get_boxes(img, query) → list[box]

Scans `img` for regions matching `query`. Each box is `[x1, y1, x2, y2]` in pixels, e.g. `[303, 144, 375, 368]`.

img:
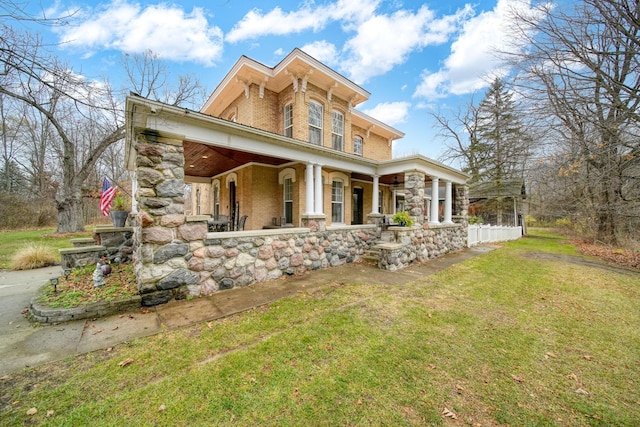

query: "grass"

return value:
[9, 243, 58, 270]
[0, 228, 92, 270]
[1, 231, 639, 425]
[36, 263, 138, 308]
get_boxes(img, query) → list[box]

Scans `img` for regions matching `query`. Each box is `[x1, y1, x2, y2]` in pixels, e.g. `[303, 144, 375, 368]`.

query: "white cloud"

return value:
[53, 0, 223, 66]
[414, 0, 534, 100]
[226, 0, 380, 43]
[342, 4, 472, 84]
[300, 41, 339, 67]
[362, 101, 411, 126]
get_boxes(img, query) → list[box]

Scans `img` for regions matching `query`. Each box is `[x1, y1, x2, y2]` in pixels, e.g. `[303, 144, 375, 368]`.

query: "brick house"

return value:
[124, 49, 470, 306]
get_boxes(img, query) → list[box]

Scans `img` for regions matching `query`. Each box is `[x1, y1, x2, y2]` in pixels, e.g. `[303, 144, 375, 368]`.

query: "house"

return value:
[124, 49, 470, 306]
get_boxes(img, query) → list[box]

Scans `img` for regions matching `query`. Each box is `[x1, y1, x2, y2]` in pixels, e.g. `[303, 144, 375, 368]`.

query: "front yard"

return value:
[1, 231, 639, 425]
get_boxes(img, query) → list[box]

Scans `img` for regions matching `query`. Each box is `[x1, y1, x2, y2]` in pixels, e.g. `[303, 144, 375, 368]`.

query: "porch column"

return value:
[305, 162, 314, 214]
[443, 181, 453, 224]
[314, 164, 323, 214]
[371, 175, 379, 214]
[430, 177, 440, 224]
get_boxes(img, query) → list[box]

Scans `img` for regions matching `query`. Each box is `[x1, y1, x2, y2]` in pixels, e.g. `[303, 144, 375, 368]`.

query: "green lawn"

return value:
[0, 228, 92, 269]
[1, 231, 639, 425]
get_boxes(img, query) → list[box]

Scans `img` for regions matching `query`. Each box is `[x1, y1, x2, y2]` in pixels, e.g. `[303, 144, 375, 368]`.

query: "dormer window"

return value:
[283, 103, 293, 138]
[308, 101, 323, 145]
[332, 111, 344, 151]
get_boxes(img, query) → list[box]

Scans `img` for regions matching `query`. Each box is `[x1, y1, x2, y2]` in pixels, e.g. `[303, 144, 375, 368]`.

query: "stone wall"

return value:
[377, 224, 466, 271]
[138, 223, 378, 306]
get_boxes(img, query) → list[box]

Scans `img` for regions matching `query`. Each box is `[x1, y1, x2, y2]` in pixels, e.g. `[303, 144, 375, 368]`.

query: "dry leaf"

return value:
[575, 388, 590, 396]
[158, 404, 166, 412]
[106, 347, 113, 352]
[545, 352, 557, 359]
[0, 375, 10, 381]
[428, 364, 436, 369]
[118, 358, 134, 367]
[112, 326, 119, 331]
[92, 330, 103, 335]
[455, 384, 465, 394]
[583, 355, 593, 361]
[511, 374, 524, 383]
[46, 410, 55, 417]
[442, 407, 457, 419]
[206, 321, 213, 329]
[26, 407, 37, 416]
[357, 399, 363, 405]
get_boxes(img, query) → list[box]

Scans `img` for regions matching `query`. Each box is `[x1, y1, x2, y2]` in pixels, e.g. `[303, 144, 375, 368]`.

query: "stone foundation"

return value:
[136, 224, 378, 306]
[377, 224, 466, 271]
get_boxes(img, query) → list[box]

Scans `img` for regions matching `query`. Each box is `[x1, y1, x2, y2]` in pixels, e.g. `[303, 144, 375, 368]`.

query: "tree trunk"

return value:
[56, 192, 84, 233]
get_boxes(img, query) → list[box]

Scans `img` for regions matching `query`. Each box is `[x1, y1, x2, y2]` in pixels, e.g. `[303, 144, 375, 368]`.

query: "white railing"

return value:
[467, 224, 522, 247]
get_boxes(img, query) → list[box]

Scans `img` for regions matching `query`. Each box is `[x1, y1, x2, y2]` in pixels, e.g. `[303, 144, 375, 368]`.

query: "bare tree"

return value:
[507, 0, 640, 244]
[1, 5, 206, 232]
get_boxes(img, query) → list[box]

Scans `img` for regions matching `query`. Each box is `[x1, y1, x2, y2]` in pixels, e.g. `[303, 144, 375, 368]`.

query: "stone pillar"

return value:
[430, 177, 440, 225]
[404, 171, 426, 226]
[455, 184, 469, 223]
[314, 164, 323, 214]
[305, 162, 314, 214]
[371, 175, 379, 214]
[443, 181, 453, 224]
[133, 132, 204, 306]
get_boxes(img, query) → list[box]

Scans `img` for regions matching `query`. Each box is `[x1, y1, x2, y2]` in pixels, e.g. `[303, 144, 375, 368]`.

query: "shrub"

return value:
[10, 243, 57, 270]
[391, 211, 414, 227]
[468, 215, 484, 225]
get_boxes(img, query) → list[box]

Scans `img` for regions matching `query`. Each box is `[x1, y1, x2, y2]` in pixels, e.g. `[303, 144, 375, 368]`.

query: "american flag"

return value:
[99, 178, 117, 216]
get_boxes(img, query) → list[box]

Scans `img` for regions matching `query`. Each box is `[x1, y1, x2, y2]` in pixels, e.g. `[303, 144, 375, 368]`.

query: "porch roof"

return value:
[125, 96, 468, 185]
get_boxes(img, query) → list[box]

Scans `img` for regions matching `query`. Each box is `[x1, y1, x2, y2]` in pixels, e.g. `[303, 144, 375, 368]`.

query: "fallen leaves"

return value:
[511, 374, 525, 383]
[442, 407, 457, 419]
[26, 407, 37, 416]
[118, 358, 134, 367]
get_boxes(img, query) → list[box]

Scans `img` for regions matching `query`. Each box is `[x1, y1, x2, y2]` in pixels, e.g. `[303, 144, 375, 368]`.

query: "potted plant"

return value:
[391, 211, 414, 227]
[110, 192, 130, 227]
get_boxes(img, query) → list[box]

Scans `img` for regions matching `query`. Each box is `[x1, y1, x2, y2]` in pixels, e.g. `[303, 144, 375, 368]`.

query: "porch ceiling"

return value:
[183, 140, 290, 178]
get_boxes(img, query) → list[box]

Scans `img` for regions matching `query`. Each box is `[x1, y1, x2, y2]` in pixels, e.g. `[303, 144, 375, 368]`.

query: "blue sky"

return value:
[24, 0, 535, 162]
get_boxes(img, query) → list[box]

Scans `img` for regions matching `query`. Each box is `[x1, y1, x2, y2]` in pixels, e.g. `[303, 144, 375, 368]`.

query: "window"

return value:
[308, 101, 323, 145]
[283, 103, 293, 138]
[331, 181, 344, 223]
[213, 184, 220, 217]
[354, 135, 363, 156]
[331, 111, 344, 151]
[283, 178, 293, 224]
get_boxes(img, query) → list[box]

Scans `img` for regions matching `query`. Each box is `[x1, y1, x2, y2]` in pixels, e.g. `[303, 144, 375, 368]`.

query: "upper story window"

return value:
[283, 103, 293, 138]
[354, 135, 363, 156]
[332, 111, 344, 151]
[308, 101, 323, 145]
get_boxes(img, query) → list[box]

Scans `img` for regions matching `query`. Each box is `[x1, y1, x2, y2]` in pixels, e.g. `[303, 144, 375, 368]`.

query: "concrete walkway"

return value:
[0, 245, 495, 376]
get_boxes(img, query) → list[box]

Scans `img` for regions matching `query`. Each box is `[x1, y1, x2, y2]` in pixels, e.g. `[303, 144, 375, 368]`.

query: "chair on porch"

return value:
[208, 214, 229, 232]
[237, 215, 248, 231]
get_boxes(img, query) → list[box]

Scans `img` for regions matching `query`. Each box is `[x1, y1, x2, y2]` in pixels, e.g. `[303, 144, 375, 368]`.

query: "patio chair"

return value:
[237, 215, 248, 231]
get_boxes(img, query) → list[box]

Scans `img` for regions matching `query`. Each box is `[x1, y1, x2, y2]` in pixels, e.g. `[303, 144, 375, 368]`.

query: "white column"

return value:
[430, 177, 440, 224]
[371, 175, 379, 214]
[305, 162, 314, 214]
[314, 164, 323, 214]
[443, 181, 453, 224]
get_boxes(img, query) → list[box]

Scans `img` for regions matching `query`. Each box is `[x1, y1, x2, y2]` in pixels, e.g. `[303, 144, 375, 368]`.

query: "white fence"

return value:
[467, 224, 522, 247]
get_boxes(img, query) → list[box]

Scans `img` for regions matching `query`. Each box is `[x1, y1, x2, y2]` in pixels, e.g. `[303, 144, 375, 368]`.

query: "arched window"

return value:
[331, 110, 344, 151]
[308, 100, 323, 145]
[283, 103, 293, 138]
[354, 135, 363, 156]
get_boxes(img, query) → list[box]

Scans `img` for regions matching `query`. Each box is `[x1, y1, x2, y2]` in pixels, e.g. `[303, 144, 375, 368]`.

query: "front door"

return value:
[352, 187, 363, 225]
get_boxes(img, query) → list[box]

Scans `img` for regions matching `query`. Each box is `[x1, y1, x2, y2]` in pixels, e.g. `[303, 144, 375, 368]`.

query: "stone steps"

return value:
[70, 237, 97, 248]
[362, 247, 381, 264]
[59, 245, 107, 269]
